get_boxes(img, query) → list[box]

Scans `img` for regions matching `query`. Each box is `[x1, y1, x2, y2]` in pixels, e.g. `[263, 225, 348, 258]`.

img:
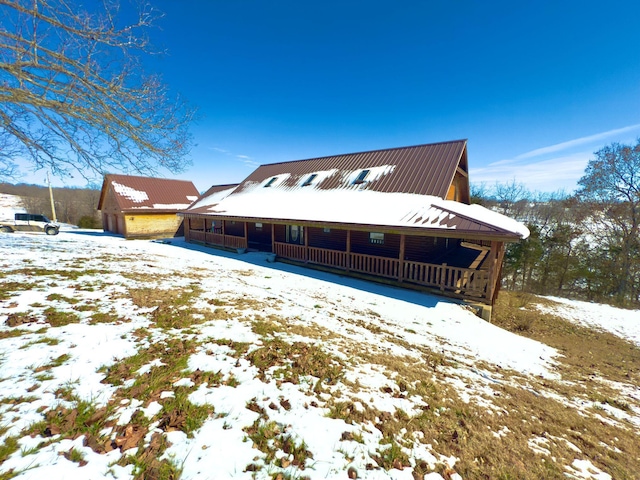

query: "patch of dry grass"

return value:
[493, 291, 640, 386]
[247, 338, 344, 386]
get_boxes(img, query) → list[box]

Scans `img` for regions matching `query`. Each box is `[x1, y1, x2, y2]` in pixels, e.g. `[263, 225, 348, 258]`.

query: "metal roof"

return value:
[233, 139, 468, 197]
[181, 140, 529, 240]
[183, 188, 529, 240]
[98, 174, 200, 213]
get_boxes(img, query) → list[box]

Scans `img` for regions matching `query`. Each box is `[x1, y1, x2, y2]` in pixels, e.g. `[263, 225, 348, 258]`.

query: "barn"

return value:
[180, 140, 529, 316]
[98, 174, 199, 239]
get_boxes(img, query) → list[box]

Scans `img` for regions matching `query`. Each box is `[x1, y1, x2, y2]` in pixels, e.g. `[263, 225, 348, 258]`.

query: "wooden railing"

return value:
[403, 261, 442, 287]
[224, 235, 247, 249]
[206, 232, 225, 245]
[189, 234, 490, 300]
[190, 230, 206, 242]
[274, 242, 307, 261]
[402, 261, 489, 298]
[350, 252, 400, 279]
[274, 243, 489, 298]
[308, 247, 349, 269]
[188, 230, 247, 250]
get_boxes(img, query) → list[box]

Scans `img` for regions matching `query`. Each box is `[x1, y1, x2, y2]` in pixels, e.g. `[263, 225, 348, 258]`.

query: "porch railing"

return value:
[308, 246, 349, 269]
[190, 230, 205, 242]
[274, 242, 489, 299]
[403, 261, 488, 297]
[188, 231, 489, 300]
[350, 252, 400, 278]
[189, 231, 247, 250]
[274, 243, 307, 261]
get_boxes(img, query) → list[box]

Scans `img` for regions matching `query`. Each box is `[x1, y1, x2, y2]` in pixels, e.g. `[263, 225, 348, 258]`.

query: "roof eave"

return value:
[181, 212, 523, 242]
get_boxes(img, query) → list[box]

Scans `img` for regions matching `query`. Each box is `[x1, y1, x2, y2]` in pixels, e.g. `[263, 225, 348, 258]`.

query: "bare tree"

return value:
[0, 0, 195, 181]
[493, 179, 530, 217]
[577, 140, 640, 305]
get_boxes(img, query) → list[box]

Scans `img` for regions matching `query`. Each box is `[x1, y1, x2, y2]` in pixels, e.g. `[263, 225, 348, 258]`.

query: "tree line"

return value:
[0, 182, 101, 228]
[475, 140, 640, 308]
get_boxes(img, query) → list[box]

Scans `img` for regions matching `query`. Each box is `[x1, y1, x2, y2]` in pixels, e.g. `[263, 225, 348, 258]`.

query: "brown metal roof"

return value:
[98, 174, 200, 212]
[233, 139, 467, 197]
[197, 184, 239, 201]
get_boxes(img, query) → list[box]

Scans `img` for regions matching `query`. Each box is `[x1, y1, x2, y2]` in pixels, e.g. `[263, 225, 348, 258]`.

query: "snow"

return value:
[0, 206, 636, 479]
[0, 193, 26, 220]
[187, 185, 238, 210]
[189, 187, 530, 239]
[536, 296, 640, 347]
[112, 181, 149, 203]
[151, 203, 193, 210]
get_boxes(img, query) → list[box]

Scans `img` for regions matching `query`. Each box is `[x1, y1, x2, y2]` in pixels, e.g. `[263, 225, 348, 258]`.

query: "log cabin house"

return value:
[98, 174, 200, 239]
[181, 140, 529, 317]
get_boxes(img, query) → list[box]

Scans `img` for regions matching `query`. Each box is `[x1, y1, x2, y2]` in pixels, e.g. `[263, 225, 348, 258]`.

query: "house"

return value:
[180, 140, 529, 317]
[98, 174, 200, 239]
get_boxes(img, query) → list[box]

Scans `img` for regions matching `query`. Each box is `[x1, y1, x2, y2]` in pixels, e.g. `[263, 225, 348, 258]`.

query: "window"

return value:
[255, 222, 263, 230]
[286, 225, 304, 245]
[369, 232, 384, 244]
[210, 221, 222, 234]
[323, 227, 331, 233]
[302, 174, 317, 187]
[353, 169, 370, 185]
[264, 177, 277, 188]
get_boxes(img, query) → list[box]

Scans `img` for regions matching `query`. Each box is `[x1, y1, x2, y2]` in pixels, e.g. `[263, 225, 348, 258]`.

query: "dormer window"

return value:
[264, 177, 277, 188]
[353, 169, 370, 185]
[302, 174, 317, 187]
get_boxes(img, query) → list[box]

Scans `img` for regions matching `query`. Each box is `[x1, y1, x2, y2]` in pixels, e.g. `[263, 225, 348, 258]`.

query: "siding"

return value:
[350, 231, 400, 259]
[404, 236, 457, 263]
[123, 213, 183, 238]
[224, 220, 245, 237]
[308, 227, 347, 251]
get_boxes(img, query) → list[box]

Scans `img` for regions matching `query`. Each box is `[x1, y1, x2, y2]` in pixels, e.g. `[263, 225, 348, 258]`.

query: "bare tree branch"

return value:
[0, 0, 195, 181]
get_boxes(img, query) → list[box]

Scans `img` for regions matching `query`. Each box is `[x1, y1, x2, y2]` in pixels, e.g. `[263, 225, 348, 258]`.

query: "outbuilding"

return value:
[98, 174, 199, 239]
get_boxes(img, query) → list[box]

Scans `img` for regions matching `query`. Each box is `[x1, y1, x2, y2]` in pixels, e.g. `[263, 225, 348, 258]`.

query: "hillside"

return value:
[0, 228, 639, 479]
[0, 193, 26, 220]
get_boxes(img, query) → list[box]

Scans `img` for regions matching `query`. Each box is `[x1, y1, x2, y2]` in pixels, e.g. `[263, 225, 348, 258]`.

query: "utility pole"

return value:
[47, 172, 57, 222]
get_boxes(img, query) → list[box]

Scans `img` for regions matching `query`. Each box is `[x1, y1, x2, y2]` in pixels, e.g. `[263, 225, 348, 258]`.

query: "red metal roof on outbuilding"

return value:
[98, 174, 200, 213]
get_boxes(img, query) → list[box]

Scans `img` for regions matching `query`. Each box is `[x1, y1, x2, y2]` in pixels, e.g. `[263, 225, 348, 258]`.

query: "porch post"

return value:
[271, 223, 275, 253]
[346, 229, 351, 272]
[244, 222, 248, 248]
[487, 241, 500, 302]
[398, 234, 406, 281]
[492, 242, 506, 304]
[304, 226, 309, 261]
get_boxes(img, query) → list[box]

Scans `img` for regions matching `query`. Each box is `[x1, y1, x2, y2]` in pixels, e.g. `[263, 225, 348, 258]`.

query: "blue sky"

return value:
[33, 1, 640, 193]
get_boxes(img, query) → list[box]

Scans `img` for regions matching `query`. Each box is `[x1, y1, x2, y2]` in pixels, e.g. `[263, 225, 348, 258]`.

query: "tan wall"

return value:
[123, 213, 184, 238]
[100, 187, 120, 215]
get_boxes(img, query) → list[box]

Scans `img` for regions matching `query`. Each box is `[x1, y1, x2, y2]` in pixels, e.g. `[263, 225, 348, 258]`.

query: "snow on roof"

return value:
[237, 140, 467, 198]
[99, 174, 201, 212]
[112, 181, 149, 203]
[188, 185, 530, 239]
[187, 185, 239, 210]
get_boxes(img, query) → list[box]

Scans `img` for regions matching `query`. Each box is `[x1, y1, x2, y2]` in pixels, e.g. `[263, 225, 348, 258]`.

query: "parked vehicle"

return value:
[0, 213, 60, 235]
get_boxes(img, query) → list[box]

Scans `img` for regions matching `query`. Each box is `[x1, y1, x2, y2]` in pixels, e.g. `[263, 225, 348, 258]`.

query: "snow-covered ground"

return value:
[0, 194, 638, 479]
[537, 296, 640, 347]
[0, 193, 26, 220]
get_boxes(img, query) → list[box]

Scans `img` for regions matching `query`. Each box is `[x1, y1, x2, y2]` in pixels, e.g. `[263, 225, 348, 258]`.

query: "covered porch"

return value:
[183, 215, 506, 305]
